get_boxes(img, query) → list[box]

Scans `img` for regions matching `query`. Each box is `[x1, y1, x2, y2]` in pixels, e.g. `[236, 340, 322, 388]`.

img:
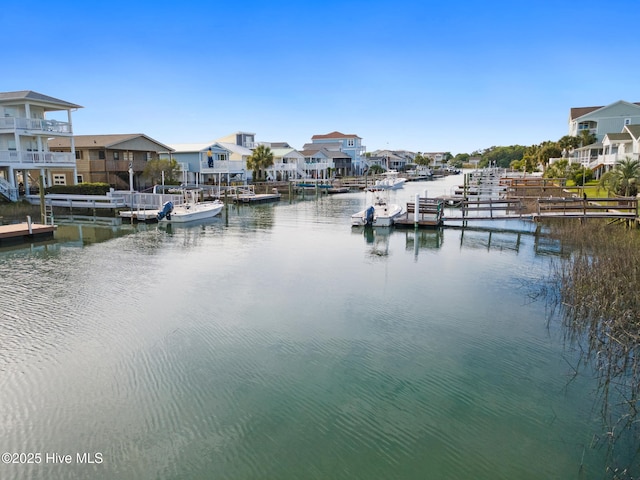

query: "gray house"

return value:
[569, 100, 640, 142]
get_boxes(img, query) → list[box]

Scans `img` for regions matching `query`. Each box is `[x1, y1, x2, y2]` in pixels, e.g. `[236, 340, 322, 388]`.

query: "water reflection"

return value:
[403, 228, 444, 259]
[0, 181, 628, 479]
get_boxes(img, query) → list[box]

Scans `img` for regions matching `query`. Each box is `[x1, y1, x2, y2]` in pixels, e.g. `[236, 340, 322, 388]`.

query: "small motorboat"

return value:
[370, 171, 407, 190]
[351, 192, 403, 227]
[157, 190, 224, 223]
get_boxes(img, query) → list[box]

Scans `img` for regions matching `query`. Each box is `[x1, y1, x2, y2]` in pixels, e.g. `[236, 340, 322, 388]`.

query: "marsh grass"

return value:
[546, 220, 640, 477]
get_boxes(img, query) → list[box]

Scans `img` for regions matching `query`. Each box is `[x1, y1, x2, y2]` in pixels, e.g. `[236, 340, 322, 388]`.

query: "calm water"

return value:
[0, 175, 627, 479]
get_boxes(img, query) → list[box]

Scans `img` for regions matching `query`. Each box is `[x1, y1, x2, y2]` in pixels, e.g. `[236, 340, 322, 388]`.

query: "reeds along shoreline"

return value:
[546, 220, 640, 476]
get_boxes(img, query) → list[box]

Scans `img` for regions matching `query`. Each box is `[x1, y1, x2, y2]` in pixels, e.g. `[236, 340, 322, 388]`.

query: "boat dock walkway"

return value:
[396, 195, 639, 228]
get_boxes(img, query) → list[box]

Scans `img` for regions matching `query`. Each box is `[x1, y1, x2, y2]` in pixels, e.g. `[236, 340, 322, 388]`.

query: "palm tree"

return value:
[599, 157, 640, 197]
[246, 144, 274, 181]
[578, 130, 597, 147]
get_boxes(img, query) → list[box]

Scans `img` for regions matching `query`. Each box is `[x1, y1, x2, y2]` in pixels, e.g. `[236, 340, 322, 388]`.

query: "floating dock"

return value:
[0, 222, 56, 244]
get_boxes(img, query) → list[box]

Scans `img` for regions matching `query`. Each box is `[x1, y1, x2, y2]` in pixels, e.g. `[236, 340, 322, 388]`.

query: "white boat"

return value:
[351, 192, 403, 227]
[370, 171, 407, 190]
[157, 190, 224, 223]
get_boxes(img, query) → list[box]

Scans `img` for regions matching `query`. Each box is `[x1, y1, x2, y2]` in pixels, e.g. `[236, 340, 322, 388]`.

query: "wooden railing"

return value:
[536, 197, 638, 219]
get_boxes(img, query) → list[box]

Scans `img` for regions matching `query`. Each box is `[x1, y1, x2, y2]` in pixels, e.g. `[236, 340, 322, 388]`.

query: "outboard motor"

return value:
[364, 205, 375, 226]
[157, 201, 174, 221]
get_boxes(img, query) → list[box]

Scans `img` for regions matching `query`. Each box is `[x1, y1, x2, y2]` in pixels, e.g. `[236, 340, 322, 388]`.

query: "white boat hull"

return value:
[351, 203, 403, 227]
[159, 201, 224, 223]
[373, 178, 406, 190]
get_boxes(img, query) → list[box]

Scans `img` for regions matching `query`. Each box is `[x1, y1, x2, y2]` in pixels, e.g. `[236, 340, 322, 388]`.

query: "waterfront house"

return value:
[49, 134, 173, 191]
[625, 124, 640, 159]
[301, 143, 353, 177]
[309, 131, 367, 176]
[422, 152, 449, 169]
[0, 90, 81, 201]
[583, 124, 640, 178]
[262, 144, 306, 181]
[299, 147, 336, 179]
[162, 141, 249, 185]
[367, 150, 409, 171]
[569, 100, 640, 142]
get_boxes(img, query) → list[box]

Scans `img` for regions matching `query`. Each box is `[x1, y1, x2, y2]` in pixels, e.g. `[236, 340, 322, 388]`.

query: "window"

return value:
[347, 138, 355, 147]
[75, 150, 83, 160]
[124, 152, 133, 163]
[146, 152, 152, 161]
[53, 174, 66, 185]
[625, 118, 631, 125]
[218, 154, 227, 161]
[77, 175, 84, 183]
[113, 151, 119, 160]
[99, 150, 106, 159]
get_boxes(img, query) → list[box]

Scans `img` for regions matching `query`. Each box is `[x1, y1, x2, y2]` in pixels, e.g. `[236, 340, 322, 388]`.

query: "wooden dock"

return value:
[0, 222, 56, 244]
[394, 198, 444, 228]
[534, 197, 638, 221]
[396, 194, 639, 227]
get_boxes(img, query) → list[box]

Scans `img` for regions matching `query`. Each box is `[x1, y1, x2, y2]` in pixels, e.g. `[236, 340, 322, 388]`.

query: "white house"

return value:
[589, 124, 640, 175]
[0, 90, 81, 201]
[299, 147, 335, 179]
[264, 146, 306, 181]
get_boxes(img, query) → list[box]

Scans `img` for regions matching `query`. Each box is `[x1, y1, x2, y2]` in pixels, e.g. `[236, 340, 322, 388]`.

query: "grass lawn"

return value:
[563, 180, 607, 198]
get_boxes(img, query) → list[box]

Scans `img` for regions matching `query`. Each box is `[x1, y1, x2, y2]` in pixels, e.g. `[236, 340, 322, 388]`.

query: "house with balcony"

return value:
[49, 134, 173, 191]
[299, 147, 337, 179]
[309, 131, 367, 175]
[569, 100, 640, 142]
[586, 124, 640, 178]
[161, 141, 250, 185]
[0, 90, 81, 201]
[261, 143, 306, 181]
[367, 150, 409, 171]
[301, 143, 353, 177]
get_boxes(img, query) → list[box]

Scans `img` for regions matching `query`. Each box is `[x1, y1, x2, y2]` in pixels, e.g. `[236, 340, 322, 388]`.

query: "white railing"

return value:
[110, 191, 184, 208]
[200, 159, 246, 174]
[0, 117, 72, 133]
[0, 177, 19, 201]
[596, 153, 640, 166]
[0, 150, 75, 164]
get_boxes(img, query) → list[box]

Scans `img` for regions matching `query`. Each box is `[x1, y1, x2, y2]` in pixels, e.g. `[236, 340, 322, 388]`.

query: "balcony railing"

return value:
[303, 161, 333, 171]
[200, 160, 246, 173]
[590, 152, 639, 169]
[0, 117, 72, 134]
[0, 150, 76, 164]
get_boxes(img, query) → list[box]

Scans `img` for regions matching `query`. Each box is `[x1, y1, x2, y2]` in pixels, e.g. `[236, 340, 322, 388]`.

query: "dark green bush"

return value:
[45, 183, 111, 195]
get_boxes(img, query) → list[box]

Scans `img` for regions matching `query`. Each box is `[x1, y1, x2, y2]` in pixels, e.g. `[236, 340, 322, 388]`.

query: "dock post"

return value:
[27, 215, 32, 234]
[39, 175, 45, 223]
[414, 193, 420, 227]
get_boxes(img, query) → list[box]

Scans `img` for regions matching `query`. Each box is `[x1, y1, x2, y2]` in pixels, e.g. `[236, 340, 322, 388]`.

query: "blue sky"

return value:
[3, 0, 640, 154]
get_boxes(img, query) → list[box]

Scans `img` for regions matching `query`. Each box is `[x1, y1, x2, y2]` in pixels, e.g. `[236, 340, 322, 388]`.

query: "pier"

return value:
[0, 220, 55, 245]
[395, 184, 638, 228]
[394, 198, 444, 228]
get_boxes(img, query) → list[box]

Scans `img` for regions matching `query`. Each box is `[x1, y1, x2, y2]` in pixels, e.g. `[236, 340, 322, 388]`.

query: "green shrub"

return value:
[45, 183, 111, 195]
